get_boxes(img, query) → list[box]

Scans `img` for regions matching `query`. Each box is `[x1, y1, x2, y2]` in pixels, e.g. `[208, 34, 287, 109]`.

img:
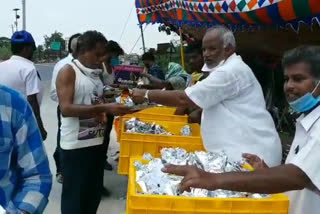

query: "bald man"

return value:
[132, 25, 282, 167]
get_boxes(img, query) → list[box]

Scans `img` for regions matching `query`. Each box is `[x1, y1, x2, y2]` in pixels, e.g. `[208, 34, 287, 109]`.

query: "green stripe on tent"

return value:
[141, 0, 145, 8]
[146, 13, 152, 22]
[247, 10, 262, 24]
[182, 10, 188, 21]
[197, 12, 208, 22]
[219, 13, 233, 24]
[292, 0, 312, 18]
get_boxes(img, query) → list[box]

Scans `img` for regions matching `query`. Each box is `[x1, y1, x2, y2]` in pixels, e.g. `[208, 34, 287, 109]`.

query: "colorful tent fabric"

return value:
[136, 0, 320, 30]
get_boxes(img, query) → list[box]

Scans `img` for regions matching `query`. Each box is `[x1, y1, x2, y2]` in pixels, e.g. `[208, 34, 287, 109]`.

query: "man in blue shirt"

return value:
[0, 84, 52, 214]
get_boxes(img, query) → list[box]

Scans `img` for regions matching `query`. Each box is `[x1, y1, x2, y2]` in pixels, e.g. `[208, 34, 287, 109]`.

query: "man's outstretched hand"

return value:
[162, 165, 216, 193]
[131, 89, 147, 104]
[242, 153, 269, 170]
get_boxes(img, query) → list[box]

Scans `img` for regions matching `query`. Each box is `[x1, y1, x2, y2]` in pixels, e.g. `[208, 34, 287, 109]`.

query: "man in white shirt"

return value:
[163, 45, 320, 214]
[50, 33, 81, 184]
[50, 33, 81, 102]
[0, 31, 47, 140]
[132, 26, 282, 166]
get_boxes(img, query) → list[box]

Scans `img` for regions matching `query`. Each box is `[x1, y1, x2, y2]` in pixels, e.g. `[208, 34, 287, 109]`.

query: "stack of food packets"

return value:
[125, 118, 193, 136]
[125, 118, 173, 135]
[134, 148, 269, 199]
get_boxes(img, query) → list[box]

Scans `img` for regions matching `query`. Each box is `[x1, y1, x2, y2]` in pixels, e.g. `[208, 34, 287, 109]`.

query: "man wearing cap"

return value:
[0, 30, 47, 140]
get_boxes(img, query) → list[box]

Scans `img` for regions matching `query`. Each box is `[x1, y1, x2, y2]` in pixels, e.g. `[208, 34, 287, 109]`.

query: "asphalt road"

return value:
[36, 63, 55, 81]
[37, 63, 127, 214]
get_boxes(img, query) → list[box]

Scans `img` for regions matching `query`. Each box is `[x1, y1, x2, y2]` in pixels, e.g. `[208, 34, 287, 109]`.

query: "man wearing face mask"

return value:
[56, 31, 135, 214]
[132, 25, 282, 167]
[100, 41, 124, 196]
[163, 45, 320, 214]
[0, 31, 47, 140]
[101, 40, 124, 87]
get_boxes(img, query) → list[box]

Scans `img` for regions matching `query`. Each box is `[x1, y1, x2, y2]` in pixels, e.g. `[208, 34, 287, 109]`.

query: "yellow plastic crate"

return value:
[126, 158, 289, 214]
[117, 114, 188, 142]
[139, 107, 177, 114]
[126, 107, 186, 119]
[118, 119, 204, 175]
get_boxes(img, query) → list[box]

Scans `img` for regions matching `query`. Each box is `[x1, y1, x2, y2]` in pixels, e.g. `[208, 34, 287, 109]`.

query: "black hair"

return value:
[68, 33, 81, 53]
[185, 41, 202, 55]
[106, 40, 124, 56]
[76, 31, 108, 55]
[141, 52, 155, 61]
[282, 45, 320, 79]
[11, 42, 35, 55]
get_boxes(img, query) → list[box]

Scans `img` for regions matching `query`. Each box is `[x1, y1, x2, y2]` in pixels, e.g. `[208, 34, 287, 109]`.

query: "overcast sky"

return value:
[0, 0, 179, 54]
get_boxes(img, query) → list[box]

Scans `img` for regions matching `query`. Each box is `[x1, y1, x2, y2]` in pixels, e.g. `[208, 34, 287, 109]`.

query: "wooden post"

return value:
[179, 27, 185, 69]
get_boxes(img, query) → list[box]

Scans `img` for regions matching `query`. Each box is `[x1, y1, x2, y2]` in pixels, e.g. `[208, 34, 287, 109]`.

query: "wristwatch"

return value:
[144, 90, 150, 103]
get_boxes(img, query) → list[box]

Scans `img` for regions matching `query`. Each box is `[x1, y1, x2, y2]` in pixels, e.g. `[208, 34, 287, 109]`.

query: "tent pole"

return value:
[179, 27, 185, 69]
[140, 25, 146, 53]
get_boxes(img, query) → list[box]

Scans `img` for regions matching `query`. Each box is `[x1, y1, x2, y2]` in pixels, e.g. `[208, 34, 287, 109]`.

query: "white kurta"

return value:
[185, 53, 282, 166]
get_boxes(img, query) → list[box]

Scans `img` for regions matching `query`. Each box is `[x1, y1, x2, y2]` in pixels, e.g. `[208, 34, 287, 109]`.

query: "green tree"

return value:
[44, 31, 66, 50]
[33, 45, 45, 62]
[0, 46, 11, 60]
[0, 37, 11, 60]
[37, 45, 44, 53]
[0, 37, 11, 48]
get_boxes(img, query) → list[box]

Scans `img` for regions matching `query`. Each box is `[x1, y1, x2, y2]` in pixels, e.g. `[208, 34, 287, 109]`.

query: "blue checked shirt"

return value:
[0, 85, 52, 214]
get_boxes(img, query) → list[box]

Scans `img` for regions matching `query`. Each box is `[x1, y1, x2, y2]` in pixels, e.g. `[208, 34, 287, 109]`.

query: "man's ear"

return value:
[224, 44, 235, 56]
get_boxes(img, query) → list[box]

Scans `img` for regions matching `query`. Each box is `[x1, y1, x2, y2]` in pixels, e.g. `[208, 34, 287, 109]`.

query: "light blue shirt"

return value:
[0, 85, 52, 214]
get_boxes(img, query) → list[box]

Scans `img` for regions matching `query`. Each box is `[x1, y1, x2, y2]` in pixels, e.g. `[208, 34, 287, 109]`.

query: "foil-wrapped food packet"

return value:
[193, 151, 227, 173]
[180, 125, 192, 136]
[181, 188, 209, 197]
[134, 148, 270, 199]
[125, 118, 173, 135]
[135, 158, 182, 196]
[208, 189, 247, 198]
[143, 153, 153, 161]
[161, 148, 189, 165]
[123, 96, 135, 107]
[115, 93, 156, 110]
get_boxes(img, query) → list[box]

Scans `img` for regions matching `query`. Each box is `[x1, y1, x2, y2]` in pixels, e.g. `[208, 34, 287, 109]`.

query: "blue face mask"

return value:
[110, 57, 120, 66]
[289, 82, 320, 113]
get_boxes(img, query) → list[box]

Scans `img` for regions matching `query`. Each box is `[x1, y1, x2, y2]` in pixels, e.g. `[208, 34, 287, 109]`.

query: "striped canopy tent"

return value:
[136, 0, 320, 55]
[136, 0, 320, 138]
[136, 0, 320, 30]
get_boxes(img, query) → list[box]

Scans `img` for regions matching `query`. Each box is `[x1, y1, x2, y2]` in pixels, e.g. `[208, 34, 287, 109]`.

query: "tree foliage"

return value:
[44, 31, 65, 50]
[0, 46, 11, 60]
[0, 37, 11, 60]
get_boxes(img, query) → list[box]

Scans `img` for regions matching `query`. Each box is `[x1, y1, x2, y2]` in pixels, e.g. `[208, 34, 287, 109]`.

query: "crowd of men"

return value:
[0, 25, 319, 214]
